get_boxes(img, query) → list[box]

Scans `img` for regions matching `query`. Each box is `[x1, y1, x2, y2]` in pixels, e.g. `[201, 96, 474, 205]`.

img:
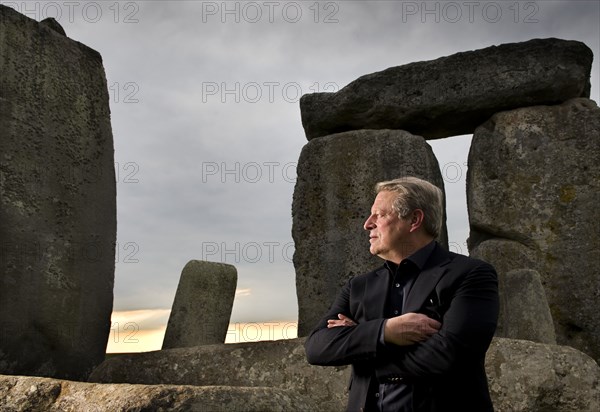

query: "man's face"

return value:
[363, 191, 411, 263]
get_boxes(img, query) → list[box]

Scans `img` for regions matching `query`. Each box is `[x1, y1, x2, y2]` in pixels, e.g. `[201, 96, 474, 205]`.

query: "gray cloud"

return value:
[10, 0, 596, 323]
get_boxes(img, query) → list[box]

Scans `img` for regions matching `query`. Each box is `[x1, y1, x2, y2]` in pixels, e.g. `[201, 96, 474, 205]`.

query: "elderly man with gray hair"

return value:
[305, 176, 499, 412]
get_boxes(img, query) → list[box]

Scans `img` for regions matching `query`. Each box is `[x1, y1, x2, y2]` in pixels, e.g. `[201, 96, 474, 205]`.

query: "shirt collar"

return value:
[385, 240, 436, 272]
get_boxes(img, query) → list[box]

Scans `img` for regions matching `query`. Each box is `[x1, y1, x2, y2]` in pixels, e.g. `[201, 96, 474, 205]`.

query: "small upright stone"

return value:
[162, 261, 237, 348]
[470, 241, 556, 344]
[503, 269, 556, 344]
[469, 239, 538, 338]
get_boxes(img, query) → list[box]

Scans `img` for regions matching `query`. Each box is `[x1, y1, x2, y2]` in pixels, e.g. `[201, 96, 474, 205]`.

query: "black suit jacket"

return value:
[305, 243, 499, 412]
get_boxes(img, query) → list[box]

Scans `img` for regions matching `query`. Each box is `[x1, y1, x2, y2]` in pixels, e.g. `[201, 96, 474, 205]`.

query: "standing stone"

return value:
[502, 269, 556, 344]
[162, 261, 237, 348]
[300, 38, 592, 140]
[0, 6, 116, 379]
[293, 129, 448, 336]
[469, 239, 539, 339]
[470, 242, 556, 343]
[467, 98, 600, 361]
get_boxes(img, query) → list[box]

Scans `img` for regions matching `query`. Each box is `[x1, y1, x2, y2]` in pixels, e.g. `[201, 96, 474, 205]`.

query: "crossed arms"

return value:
[328, 312, 441, 346]
[304, 261, 499, 380]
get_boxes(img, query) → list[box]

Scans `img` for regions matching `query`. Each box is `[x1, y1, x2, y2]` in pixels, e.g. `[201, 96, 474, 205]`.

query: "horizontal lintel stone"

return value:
[300, 38, 592, 140]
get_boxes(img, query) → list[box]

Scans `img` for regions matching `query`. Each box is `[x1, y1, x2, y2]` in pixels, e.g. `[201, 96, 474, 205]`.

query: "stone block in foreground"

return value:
[487, 338, 600, 412]
[0, 375, 317, 412]
[90, 338, 350, 411]
[88, 337, 600, 411]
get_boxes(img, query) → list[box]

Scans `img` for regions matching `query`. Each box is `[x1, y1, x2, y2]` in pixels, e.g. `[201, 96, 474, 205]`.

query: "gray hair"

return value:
[375, 177, 443, 238]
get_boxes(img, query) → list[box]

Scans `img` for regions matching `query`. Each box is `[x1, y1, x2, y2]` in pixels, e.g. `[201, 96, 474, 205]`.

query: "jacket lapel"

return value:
[364, 266, 389, 320]
[404, 244, 452, 313]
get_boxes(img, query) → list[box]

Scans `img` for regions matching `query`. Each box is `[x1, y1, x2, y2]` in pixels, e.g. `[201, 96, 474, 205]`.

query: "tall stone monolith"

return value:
[293, 129, 448, 336]
[467, 98, 600, 362]
[162, 261, 237, 348]
[0, 6, 116, 379]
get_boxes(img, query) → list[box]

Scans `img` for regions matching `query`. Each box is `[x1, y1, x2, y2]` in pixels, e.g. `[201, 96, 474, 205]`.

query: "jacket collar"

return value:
[404, 243, 451, 313]
[365, 265, 390, 320]
[364, 242, 452, 318]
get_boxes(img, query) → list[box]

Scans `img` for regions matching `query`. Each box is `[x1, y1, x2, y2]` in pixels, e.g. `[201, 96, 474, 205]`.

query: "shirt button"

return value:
[393, 310, 399, 315]
[375, 393, 380, 398]
[395, 283, 400, 288]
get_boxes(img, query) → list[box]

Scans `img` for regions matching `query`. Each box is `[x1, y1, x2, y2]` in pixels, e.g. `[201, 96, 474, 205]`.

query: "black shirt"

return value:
[370, 241, 437, 412]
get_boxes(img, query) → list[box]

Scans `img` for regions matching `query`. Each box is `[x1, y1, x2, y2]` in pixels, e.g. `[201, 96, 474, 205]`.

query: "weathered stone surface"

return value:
[0, 374, 317, 412]
[503, 269, 556, 344]
[467, 98, 600, 362]
[89, 338, 599, 411]
[39, 17, 66, 36]
[300, 38, 592, 140]
[90, 338, 350, 411]
[470, 239, 539, 283]
[470, 239, 547, 341]
[292, 129, 448, 336]
[486, 338, 600, 412]
[163, 260, 237, 348]
[0, 6, 116, 379]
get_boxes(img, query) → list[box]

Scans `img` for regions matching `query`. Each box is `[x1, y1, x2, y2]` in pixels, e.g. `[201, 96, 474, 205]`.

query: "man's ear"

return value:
[409, 209, 425, 232]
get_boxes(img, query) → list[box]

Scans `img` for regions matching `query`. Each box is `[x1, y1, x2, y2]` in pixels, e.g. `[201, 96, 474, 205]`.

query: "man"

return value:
[305, 177, 499, 412]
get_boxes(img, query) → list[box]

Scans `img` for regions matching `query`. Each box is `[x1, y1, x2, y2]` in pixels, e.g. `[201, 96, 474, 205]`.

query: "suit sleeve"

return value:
[304, 278, 385, 366]
[375, 261, 499, 380]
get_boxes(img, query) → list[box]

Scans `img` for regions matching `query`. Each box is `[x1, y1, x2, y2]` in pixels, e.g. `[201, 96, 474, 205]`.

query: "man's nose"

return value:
[364, 215, 375, 230]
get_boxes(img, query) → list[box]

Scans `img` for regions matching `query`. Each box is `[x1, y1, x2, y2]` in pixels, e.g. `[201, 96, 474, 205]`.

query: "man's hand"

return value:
[384, 313, 441, 346]
[327, 313, 357, 328]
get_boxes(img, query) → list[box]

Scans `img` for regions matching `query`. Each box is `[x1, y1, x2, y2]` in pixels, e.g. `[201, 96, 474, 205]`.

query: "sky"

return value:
[4, 0, 599, 352]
